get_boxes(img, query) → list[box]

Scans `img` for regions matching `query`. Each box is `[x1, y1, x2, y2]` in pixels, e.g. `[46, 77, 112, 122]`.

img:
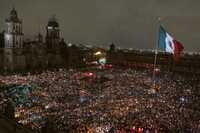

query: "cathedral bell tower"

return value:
[46, 16, 60, 49]
[3, 8, 25, 72]
[4, 7, 23, 48]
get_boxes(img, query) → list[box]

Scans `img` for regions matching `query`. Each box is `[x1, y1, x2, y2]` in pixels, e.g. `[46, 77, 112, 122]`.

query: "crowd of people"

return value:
[0, 67, 200, 133]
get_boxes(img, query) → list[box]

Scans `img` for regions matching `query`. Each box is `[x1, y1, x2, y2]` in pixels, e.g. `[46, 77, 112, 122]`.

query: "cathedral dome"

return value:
[6, 8, 20, 23]
[48, 16, 59, 27]
[10, 8, 17, 17]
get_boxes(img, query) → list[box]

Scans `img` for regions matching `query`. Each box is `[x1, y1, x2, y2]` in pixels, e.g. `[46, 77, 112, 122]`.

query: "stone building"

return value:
[0, 8, 65, 73]
[45, 16, 63, 69]
[0, 8, 105, 73]
[3, 8, 25, 72]
[23, 37, 47, 71]
[4, 8, 23, 48]
[107, 44, 200, 75]
[46, 16, 60, 49]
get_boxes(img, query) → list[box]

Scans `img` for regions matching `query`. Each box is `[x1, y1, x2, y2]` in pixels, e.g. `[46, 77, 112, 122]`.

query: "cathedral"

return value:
[4, 7, 23, 48]
[0, 8, 91, 73]
[46, 16, 60, 49]
[3, 8, 25, 71]
[0, 8, 67, 73]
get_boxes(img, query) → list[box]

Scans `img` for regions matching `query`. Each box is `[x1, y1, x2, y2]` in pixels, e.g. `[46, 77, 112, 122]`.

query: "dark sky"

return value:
[0, 0, 200, 51]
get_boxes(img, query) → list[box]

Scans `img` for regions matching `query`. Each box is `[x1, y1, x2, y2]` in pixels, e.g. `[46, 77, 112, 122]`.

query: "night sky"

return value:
[0, 0, 200, 51]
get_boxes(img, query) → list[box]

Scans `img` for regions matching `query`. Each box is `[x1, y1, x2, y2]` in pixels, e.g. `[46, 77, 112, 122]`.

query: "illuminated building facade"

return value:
[0, 8, 88, 73]
[4, 8, 23, 48]
[3, 8, 25, 71]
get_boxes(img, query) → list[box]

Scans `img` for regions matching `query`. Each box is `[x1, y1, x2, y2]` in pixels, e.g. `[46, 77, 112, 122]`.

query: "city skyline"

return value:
[0, 0, 200, 51]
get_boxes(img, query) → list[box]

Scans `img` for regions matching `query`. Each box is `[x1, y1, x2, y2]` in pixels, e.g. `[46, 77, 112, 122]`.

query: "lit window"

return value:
[48, 27, 53, 30]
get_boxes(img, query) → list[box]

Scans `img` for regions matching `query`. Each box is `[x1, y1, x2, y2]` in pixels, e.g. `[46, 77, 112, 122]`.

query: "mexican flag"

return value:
[159, 26, 184, 61]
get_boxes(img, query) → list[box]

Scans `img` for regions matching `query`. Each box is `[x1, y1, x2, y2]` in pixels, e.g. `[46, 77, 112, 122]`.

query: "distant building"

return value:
[106, 47, 200, 75]
[46, 16, 60, 49]
[4, 7, 23, 48]
[3, 8, 25, 71]
[0, 7, 94, 73]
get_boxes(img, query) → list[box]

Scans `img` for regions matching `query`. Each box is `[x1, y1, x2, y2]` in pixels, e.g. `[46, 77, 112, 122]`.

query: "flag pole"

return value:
[152, 49, 158, 82]
[152, 17, 161, 86]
